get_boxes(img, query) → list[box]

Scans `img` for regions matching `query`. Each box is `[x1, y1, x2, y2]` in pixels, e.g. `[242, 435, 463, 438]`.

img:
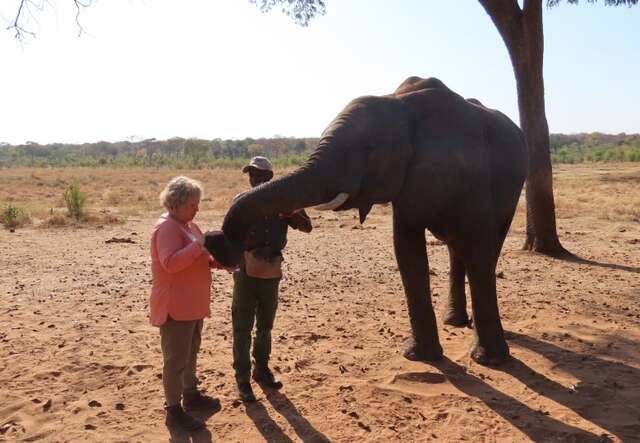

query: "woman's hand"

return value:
[209, 257, 238, 273]
[194, 233, 207, 254]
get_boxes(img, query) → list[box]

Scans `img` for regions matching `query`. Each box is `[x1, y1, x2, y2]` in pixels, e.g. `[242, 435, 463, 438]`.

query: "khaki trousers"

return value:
[160, 317, 203, 407]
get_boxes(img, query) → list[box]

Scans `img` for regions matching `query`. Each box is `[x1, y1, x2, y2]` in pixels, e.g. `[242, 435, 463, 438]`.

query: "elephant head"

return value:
[222, 91, 424, 247]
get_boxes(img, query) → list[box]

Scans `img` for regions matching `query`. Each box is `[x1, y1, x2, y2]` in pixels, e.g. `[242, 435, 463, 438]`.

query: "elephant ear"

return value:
[342, 96, 416, 211]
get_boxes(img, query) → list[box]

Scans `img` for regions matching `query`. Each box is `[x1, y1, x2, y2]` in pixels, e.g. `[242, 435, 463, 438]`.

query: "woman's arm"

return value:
[156, 222, 205, 273]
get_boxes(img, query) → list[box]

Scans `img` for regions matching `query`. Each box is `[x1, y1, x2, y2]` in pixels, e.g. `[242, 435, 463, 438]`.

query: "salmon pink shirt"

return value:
[149, 213, 212, 326]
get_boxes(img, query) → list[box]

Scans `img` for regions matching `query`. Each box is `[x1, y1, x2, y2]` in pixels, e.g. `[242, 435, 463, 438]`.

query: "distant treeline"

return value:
[1, 132, 639, 168]
[550, 133, 640, 164]
[0, 137, 318, 168]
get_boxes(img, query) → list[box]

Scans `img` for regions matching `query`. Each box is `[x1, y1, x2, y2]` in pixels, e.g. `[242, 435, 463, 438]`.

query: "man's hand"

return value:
[284, 209, 312, 233]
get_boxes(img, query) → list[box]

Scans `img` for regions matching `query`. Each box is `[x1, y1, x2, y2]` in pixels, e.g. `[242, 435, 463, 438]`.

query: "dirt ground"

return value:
[1, 164, 639, 442]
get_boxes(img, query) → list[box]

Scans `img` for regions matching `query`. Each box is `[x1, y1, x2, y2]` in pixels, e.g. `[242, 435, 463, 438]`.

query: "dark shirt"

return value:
[246, 210, 312, 260]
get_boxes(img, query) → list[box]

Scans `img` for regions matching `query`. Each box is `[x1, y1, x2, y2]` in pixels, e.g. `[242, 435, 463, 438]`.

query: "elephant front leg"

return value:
[393, 217, 443, 362]
[442, 245, 470, 327]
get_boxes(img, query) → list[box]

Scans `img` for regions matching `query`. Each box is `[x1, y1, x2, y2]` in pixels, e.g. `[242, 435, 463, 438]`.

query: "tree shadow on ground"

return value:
[560, 253, 639, 274]
[167, 403, 220, 443]
[501, 331, 640, 442]
[430, 357, 608, 442]
[262, 388, 331, 443]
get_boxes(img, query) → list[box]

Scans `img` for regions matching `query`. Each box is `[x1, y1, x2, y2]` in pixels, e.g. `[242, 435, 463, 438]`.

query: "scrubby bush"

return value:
[41, 213, 68, 228]
[1, 204, 31, 230]
[63, 183, 86, 219]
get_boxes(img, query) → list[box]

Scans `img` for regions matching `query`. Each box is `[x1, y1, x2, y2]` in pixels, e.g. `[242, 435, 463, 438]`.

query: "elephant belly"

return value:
[393, 164, 515, 244]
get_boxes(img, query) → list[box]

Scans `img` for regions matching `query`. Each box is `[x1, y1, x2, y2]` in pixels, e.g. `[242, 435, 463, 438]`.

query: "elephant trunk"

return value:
[222, 165, 329, 246]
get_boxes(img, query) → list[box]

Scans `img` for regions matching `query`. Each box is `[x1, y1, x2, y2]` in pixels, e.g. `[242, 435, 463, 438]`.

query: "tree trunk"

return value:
[478, 0, 569, 257]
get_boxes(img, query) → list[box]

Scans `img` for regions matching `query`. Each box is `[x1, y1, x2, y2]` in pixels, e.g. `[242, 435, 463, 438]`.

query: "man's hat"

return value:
[242, 156, 273, 173]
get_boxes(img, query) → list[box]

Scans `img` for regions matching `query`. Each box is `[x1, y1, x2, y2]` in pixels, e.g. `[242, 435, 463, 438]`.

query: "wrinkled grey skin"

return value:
[223, 76, 528, 366]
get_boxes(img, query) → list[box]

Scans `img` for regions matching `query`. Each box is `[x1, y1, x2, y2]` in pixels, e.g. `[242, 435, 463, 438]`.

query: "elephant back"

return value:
[393, 76, 450, 96]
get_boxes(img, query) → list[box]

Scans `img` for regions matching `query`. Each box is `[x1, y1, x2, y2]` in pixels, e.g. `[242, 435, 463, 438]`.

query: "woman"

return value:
[150, 176, 223, 431]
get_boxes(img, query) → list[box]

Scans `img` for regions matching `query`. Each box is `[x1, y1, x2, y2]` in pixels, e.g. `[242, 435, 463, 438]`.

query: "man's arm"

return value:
[285, 209, 312, 233]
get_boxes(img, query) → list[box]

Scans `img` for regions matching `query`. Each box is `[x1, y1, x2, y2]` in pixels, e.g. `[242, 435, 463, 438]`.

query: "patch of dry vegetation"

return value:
[553, 163, 640, 223]
[38, 210, 125, 228]
[0, 204, 31, 230]
[0, 167, 260, 228]
[1, 164, 638, 230]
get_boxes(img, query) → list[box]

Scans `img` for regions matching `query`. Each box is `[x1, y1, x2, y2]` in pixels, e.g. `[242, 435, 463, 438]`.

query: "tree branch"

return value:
[7, 0, 93, 39]
[73, 0, 91, 37]
[477, 0, 523, 46]
[8, 0, 36, 40]
[548, 0, 638, 6]
[249, 0, 326, 26]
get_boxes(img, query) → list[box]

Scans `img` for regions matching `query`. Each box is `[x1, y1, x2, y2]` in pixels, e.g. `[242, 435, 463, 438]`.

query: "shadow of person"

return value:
[260, 388, 331, 443]
[167, 403, 221, 443]
[244, 399, 296, 443]
[501, 331, 640, 442]
[430, 357, 606, 442]
[167, 424, 213, 443]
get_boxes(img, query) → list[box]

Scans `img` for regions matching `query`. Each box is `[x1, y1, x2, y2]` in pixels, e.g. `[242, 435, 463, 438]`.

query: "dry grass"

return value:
[553, 163, 640, 223]
[39, 212, 69, 228]
[0, 167, 258, 226]
[1, 164, 639, 228]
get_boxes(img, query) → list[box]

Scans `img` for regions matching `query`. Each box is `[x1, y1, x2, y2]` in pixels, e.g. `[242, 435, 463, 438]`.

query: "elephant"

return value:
[221, 76, 528, 366]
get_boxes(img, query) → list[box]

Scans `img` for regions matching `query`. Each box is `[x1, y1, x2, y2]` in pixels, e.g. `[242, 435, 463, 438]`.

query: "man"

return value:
[232, 156, 312, 402]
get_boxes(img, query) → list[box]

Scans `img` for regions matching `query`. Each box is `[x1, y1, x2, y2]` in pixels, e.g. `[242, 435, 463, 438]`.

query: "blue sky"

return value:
[0, 0, 638, 144]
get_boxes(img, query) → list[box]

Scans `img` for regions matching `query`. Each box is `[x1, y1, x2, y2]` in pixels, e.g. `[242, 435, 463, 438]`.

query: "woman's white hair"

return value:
[160, 176, 203, 210]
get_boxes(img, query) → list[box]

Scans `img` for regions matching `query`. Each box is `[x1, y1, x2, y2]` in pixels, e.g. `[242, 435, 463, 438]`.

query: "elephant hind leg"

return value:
[464, 239, 509, 366]
[442, 244, 470, 327]
[444, 214, 512, 330]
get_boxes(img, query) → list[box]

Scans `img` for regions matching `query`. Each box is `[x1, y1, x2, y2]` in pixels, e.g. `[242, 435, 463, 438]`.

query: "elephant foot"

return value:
[403, 337, 443, 362]
[469, 338, 509, 367]
[442, 310, 470, 328]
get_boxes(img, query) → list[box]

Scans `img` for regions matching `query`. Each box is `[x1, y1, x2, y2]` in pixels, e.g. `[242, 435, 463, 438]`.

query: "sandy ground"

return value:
[1, 165, 639, 442]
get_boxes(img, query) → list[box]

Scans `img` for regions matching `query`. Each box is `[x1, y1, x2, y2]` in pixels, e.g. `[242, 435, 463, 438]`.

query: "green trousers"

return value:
[232, 269, 280, 384]
[160, 318, 203, 407]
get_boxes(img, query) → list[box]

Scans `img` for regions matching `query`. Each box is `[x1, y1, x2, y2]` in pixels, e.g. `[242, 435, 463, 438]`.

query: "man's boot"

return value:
[252, 366, 283, 389]
[237, 382, 256, 402]
[183, 391, 221, 411]
[165, 404, 204, 431]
